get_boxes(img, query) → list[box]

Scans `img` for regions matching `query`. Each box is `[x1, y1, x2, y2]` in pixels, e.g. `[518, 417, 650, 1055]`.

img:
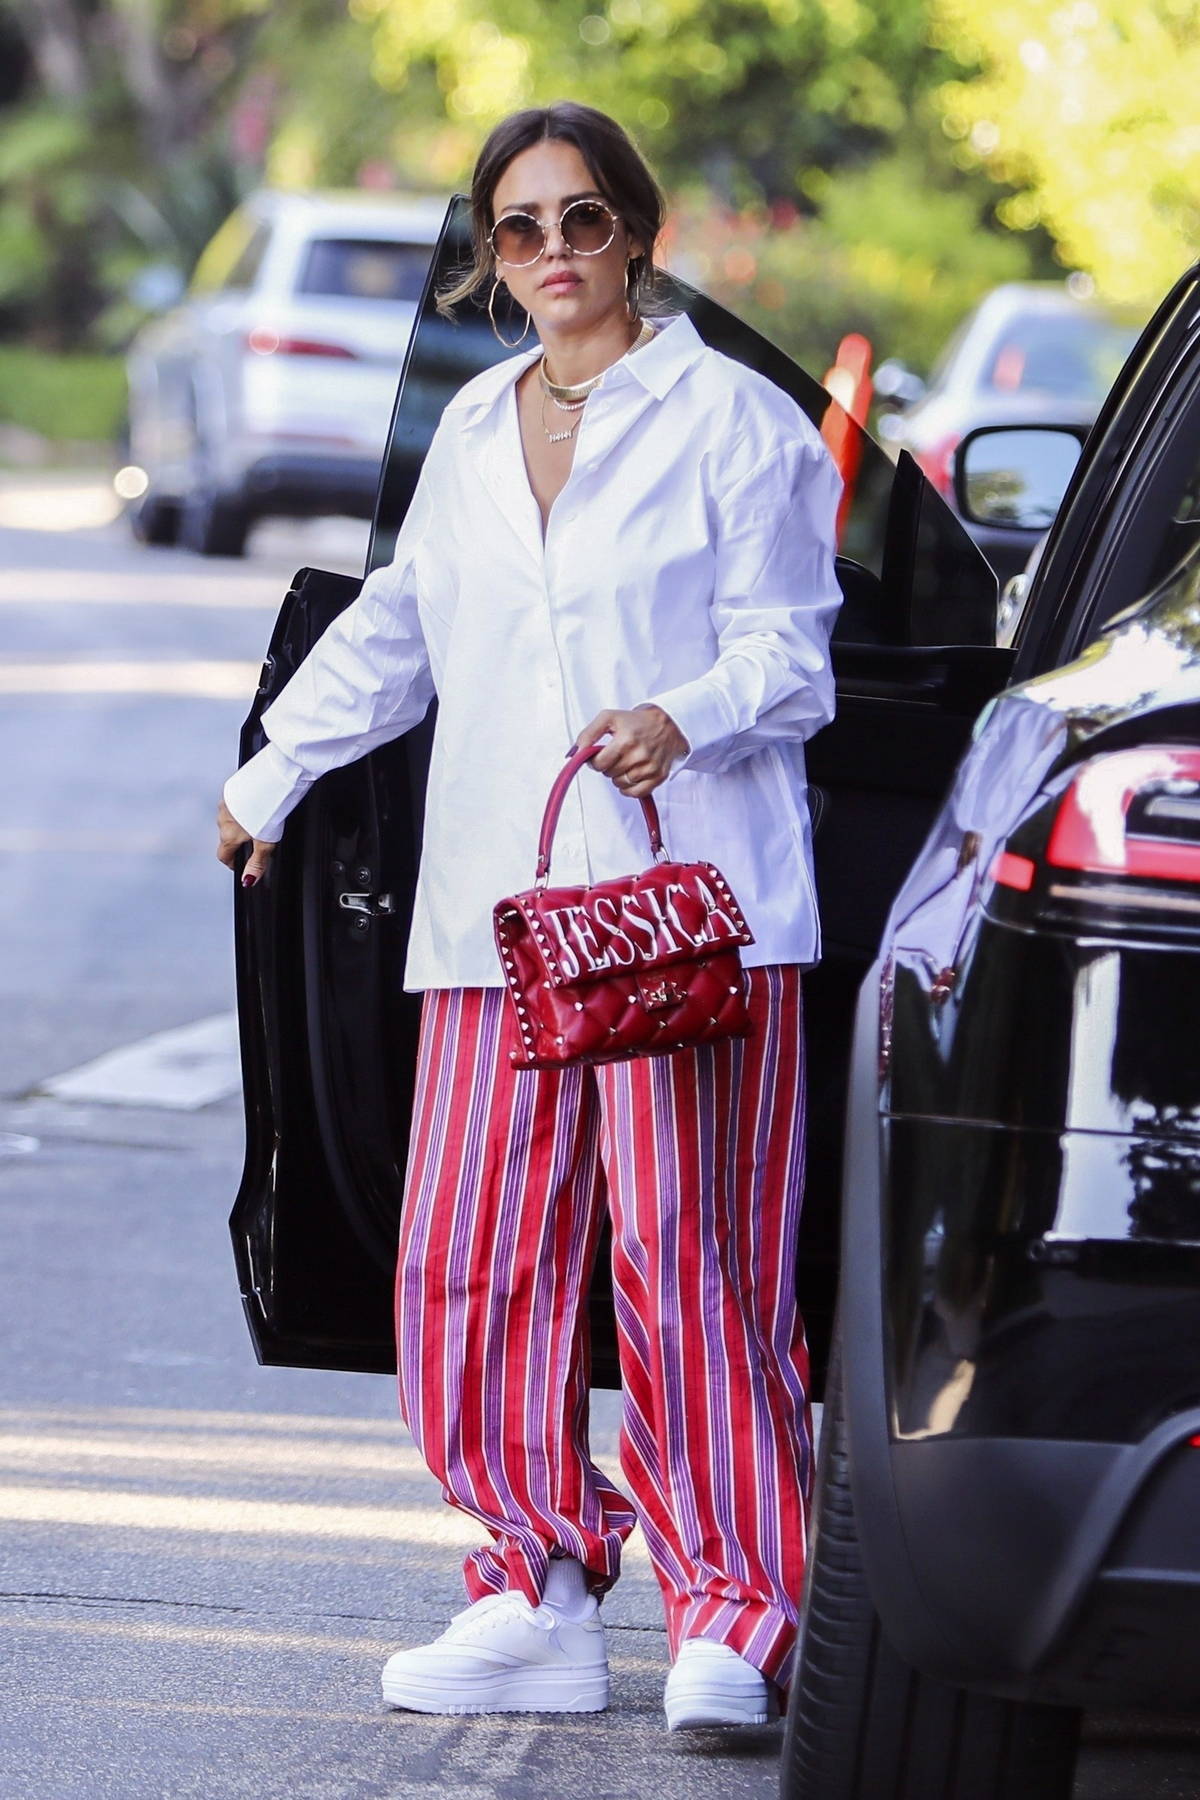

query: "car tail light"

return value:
[245, 327, 358, 359]
[989, 747, 1200, 927]
[913, 433, 961, 501]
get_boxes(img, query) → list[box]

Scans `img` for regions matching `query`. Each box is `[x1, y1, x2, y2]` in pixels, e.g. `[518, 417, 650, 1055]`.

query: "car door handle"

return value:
[337, 892, 396, 931]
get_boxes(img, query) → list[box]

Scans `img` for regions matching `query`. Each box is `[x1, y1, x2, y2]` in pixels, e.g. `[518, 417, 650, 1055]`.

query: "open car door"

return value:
[230, 197, 1011, 1381]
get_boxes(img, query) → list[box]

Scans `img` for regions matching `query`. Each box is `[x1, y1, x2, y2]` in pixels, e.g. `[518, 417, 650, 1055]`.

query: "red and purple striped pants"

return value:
[395, 964, 811, 1685]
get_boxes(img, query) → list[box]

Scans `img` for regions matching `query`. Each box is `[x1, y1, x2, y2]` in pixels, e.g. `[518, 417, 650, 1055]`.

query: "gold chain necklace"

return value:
[538, 320, 656, 442]
[539, 363, 606, 406]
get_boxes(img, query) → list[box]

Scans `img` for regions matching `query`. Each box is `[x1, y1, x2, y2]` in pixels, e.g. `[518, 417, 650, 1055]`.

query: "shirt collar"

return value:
[444, 312, 705, 425]
[611, 312, 706, 400]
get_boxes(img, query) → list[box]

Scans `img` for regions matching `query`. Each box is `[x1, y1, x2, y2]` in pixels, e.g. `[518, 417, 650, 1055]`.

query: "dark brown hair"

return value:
[437, 102, 665, 318]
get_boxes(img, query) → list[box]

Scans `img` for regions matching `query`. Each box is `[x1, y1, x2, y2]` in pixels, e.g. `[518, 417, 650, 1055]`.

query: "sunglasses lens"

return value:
[492, 214, 545, 264]
[562, 201, 616, 254]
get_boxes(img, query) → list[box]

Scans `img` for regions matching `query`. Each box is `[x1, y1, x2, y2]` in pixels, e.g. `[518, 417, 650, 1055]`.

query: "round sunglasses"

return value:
[489, 200, 619, 268]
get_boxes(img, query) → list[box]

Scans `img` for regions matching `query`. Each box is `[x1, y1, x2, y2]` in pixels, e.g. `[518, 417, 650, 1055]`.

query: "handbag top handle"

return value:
[535, 742, 666, 888]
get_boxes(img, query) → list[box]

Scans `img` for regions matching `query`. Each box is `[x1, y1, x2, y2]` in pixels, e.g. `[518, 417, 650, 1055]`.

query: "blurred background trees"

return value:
[0, 0, 1192, 441]
[933, 0, 1200, 308]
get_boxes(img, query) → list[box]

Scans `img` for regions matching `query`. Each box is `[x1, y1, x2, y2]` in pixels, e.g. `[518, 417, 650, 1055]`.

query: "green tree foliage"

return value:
[0, 0, 273, 343]
[355, 0, 955, 201]
[0, 0, 373, 344]
[0, 0, 1053, 382]
[321, 0, 1049, 371]
[684, 148, 1035, 375]
[933, 0, 1200, 306]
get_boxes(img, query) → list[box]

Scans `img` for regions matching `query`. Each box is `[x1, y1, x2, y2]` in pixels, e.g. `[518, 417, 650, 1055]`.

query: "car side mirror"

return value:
[954, 424, 1084, 531]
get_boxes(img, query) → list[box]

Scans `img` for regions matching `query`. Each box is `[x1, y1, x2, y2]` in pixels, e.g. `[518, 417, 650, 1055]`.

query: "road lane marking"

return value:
[41, 1013, 241, 1110]
[0, 659, 259, 698]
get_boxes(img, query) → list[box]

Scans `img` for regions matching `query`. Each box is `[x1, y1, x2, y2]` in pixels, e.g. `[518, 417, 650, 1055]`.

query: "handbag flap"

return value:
[498, 860, 754, 988]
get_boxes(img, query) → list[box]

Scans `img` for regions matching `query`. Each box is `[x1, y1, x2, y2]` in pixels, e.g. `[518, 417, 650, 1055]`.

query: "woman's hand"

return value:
[216, 798, 277, 888]
[575, 705, 689, 799]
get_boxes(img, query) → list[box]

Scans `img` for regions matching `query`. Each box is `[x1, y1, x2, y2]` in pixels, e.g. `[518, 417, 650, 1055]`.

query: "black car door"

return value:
[229, 198, 1011, 1381]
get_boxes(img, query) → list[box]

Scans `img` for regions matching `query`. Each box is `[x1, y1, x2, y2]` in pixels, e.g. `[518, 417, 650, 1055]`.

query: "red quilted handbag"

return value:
[494, 743, 755, 1070]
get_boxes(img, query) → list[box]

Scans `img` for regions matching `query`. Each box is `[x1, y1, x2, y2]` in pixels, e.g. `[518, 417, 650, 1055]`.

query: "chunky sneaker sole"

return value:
[381, 1588, 609, 1716]
[664, 1641, 779, 1730]
[664, 1683, 778, 1729]
[381, 1658, 609, 1715]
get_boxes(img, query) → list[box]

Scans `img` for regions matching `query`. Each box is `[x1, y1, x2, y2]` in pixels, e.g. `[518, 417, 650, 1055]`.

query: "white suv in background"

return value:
[125, 189, 446, 556]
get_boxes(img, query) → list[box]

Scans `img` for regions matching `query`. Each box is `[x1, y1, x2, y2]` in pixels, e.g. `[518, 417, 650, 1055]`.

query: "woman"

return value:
[218, 101, 842, 1729]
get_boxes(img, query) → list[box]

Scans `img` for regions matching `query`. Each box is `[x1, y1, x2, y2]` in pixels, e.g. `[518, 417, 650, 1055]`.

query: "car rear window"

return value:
[296, 238, 431, 303]
[981, 314, 1139, 402]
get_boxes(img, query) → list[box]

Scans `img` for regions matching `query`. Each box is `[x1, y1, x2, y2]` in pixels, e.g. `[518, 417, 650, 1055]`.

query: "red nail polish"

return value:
[242, 873, 258, 889]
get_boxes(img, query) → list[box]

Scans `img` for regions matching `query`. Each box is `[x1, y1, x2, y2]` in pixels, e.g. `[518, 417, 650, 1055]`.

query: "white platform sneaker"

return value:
[381, 1559, 608, 1715]
[663, 1639, 780, 1730]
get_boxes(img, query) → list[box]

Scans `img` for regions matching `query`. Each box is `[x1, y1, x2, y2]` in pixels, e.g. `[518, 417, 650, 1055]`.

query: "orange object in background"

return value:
[821, 333, 872, 543]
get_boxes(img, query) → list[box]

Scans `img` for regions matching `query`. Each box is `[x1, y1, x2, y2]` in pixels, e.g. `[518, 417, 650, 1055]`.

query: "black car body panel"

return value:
[230, 196, 1004, 1382]
[843, 946, 1200, 1712]
[837, 263, 1200, 1715]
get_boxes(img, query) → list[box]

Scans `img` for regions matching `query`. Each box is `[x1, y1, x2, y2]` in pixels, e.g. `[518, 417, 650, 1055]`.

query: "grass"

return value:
[0, 344, 127, 445]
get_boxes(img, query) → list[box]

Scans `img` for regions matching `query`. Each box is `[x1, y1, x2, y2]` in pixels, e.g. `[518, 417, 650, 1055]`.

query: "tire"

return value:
[781, 1336, 1081, 1800]
[180, 486, 249, 558]
[129, 494, 181, 547]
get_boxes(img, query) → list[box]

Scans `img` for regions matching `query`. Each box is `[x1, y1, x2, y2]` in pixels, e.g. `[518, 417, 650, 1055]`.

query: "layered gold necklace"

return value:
[538, 320, 656, 443]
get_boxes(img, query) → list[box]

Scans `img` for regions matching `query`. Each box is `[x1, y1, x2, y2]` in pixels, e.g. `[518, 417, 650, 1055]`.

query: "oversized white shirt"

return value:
[224, 313, 843, 990]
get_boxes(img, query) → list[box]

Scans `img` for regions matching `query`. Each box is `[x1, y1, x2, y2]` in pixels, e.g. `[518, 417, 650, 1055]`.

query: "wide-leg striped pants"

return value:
[395, 964, 812, 1686]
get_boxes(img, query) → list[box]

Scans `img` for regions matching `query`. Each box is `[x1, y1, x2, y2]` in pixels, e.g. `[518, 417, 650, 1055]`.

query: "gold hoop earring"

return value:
[488, 279, 531, 348]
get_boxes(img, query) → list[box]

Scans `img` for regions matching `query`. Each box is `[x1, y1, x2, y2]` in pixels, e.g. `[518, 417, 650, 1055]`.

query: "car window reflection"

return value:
[297, 238, 433, 304]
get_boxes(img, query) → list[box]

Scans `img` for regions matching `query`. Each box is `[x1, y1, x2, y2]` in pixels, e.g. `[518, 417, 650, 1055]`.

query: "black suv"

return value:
[229, 204, 1200, 1799]
[781, 272, 1200, 1797]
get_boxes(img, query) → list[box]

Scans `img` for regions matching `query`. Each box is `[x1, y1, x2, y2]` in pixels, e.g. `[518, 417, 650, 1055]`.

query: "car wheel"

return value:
[180, 487, 250, 558]
[129, 494, 181, 548]
[781, 1335, 1081, 1800]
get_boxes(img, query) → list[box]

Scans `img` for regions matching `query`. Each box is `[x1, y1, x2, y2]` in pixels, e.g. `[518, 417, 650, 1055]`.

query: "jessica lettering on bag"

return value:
[544, 876, 743, 981]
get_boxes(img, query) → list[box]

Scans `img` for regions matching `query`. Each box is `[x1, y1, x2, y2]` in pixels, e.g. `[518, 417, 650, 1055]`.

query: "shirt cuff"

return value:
[223, 741, 315, 843]
[640, 677, 732, 770]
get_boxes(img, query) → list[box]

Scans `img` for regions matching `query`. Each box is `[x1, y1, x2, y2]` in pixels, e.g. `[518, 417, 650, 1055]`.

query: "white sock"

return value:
[541, 1554, 594, 1621]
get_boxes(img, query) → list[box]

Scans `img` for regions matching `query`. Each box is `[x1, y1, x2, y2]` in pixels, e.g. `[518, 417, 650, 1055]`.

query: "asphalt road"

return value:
[1, 477, 1198, 1799]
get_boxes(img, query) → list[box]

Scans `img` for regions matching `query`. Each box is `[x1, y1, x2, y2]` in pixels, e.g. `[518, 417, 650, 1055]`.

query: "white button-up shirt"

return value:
[224, 313, 843, 990]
